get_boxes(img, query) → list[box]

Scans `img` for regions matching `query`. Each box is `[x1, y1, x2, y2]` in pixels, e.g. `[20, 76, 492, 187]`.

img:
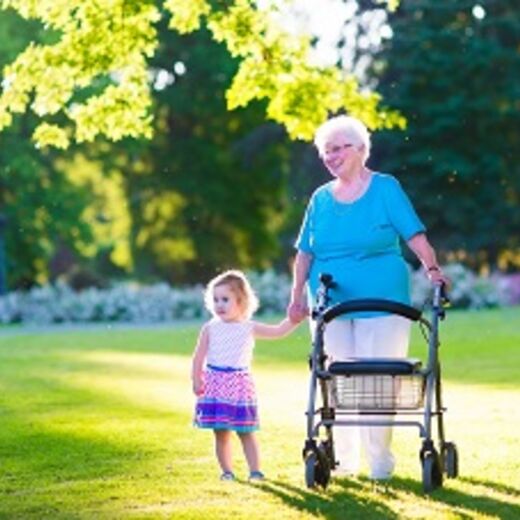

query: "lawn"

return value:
[0, 307, 519, 519]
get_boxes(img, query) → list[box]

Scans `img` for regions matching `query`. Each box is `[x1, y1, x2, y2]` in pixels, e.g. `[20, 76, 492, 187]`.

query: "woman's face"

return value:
[320, 131, 364, 178]
[212, 283, 243, 322]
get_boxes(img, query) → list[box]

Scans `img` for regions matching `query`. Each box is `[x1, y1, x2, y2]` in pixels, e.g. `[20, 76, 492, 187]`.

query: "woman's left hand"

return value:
[426, 267, 451, 290]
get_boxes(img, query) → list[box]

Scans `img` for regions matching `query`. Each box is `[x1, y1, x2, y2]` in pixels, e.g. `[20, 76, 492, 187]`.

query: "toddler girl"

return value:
[192, 270, 302, 481]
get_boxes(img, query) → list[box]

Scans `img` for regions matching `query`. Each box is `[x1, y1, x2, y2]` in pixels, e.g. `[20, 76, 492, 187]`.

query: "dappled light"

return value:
[1, 312, 519, 517]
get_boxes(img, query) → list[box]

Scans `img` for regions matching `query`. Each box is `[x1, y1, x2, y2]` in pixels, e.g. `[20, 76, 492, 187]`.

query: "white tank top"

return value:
[206, 319, 255, 369]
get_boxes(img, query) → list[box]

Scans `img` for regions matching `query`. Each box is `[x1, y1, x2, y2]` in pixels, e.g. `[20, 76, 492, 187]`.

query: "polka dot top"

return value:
[206, 319, 255, 369]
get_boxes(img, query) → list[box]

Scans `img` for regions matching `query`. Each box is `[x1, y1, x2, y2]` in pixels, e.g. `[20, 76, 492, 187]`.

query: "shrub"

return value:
[247, 270, 292, 314]
[0, 265, 517, 325]
[500, 273, 520, 306]
[411, 263, 509, 309]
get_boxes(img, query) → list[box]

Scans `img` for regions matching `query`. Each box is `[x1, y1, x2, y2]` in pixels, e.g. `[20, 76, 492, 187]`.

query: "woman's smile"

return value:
[326, 157, 344, 172]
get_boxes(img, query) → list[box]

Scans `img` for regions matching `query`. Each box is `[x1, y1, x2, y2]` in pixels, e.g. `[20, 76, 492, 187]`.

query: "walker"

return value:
[302, 273, 458, 492]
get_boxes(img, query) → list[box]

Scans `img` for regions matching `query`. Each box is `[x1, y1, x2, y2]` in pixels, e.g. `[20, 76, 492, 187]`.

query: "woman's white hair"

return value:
[314, 115, 371, 163]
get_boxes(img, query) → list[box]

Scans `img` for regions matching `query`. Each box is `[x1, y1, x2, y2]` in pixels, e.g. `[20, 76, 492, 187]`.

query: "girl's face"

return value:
[213, 284, 244, 322]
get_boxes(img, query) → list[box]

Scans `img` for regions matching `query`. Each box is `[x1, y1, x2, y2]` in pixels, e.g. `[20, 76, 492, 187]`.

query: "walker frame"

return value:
[302, 273, 459, 493]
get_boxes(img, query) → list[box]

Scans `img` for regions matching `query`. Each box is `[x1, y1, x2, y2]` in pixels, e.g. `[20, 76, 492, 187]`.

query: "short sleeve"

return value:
[294, 197, 314, 253]
[384, 176, 426, 240]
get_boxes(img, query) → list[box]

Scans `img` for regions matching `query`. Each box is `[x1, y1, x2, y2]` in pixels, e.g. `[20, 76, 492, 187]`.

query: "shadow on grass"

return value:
[0, 404, 143, 517]
[0, 398, 179, 483]
[384, 475, 520, 519]
[244, 478, 398, 519]
[0, 414, 142, 482]
[0, 370, 185, 483]
[458, 475, 520, 498]
[246, 474, 520, 519]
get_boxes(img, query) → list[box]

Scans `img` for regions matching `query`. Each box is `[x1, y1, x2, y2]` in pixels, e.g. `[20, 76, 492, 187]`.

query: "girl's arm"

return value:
[252, 318, 301, 340]
[407, 233, 450, 287]
[287, 251, 313, 322]
[191, 323, 209, 395]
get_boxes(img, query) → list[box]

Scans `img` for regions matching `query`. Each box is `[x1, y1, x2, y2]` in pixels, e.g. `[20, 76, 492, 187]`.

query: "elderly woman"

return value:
[288, 115, 448, 481]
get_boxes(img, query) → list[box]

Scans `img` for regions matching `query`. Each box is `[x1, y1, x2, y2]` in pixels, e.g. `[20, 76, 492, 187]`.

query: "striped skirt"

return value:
[194, 365, 259, 432]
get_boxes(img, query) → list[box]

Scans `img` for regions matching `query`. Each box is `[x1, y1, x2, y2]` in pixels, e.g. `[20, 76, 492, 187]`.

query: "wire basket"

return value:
[331, 373, 425, 410]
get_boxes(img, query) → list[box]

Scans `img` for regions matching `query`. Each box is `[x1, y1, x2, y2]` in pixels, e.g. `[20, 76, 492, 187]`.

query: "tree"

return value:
[0, 10, 96, 287]
[0, 1, 408, 287]
[0, 0, 404, 149]
[112, 24, 294, 283]
[370, 0, 520, 269]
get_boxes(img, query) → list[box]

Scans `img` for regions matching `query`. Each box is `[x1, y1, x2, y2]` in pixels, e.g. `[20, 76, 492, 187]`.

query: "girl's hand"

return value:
[192, 376, 204, 396]
[287, 300, 308, 323]
[287, 309, 306, 324]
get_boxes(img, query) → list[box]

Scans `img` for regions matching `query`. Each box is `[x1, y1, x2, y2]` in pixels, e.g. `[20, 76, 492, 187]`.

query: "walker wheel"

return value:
[304, 447, 330, 489]
[304, 451, 317, 488]
[422, 450, 443, 493]
[319, 439, 335, 470]
[442, 442, 459, 478]
[316, 444, 331, 488]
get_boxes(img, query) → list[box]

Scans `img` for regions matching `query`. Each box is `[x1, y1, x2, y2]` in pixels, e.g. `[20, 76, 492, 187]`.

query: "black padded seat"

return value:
[328, 358, 422, 376]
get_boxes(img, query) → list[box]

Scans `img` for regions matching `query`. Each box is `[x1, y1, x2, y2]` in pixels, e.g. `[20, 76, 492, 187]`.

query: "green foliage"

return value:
[0, 10, 96, 286]
[379, 0, 399, 10]
[117, 24, 292, 283]
[0, 0, 159, 145]
[204, 0, 405, 139]
[0, 135, 96, 286]
[0, 0, 404, 148]
[0, 1, 409, 286]
[164, 0, 210, 33]
[371, 0, 520, 268]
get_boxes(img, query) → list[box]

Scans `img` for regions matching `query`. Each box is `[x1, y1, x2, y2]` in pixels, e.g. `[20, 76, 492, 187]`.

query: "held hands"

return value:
[287, 299, 309, 323]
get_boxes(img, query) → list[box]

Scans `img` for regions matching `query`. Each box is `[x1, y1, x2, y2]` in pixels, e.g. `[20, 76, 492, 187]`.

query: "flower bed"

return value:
[0, 265, 517, 325]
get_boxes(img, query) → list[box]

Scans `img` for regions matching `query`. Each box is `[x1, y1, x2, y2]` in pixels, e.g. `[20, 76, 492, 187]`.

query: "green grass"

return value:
[1, 307, 519, 519]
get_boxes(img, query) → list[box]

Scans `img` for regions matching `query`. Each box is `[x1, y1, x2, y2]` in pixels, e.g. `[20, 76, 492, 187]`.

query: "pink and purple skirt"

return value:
[194, 365, 259, 432]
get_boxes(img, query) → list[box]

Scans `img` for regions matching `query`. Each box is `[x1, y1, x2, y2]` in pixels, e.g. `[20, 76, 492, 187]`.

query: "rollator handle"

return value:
[440, 283, 450, 306]
[312, 273, 337, 319]
[319, 273, 337, 289]
[433, 282, 449, 320]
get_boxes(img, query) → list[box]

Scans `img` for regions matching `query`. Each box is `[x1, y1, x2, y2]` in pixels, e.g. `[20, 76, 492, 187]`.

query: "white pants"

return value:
[314, 315, 411, 479]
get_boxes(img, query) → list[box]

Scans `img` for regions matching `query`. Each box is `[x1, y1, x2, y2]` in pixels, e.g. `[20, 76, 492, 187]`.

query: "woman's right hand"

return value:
[288, 252, 312, 322]
[287, 299, 309, 323]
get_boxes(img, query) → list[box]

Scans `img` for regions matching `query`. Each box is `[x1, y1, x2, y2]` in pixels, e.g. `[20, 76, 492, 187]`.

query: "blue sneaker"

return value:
[220, 471, 235, 481]
[248, 471, 265, 482]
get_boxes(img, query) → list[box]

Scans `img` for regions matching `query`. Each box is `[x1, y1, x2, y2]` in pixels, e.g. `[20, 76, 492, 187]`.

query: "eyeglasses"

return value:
[322, 143, 354, 156]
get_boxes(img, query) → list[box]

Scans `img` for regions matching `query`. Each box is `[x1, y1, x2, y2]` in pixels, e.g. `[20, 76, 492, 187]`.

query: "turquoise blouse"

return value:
[295, 173, 425, 317]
